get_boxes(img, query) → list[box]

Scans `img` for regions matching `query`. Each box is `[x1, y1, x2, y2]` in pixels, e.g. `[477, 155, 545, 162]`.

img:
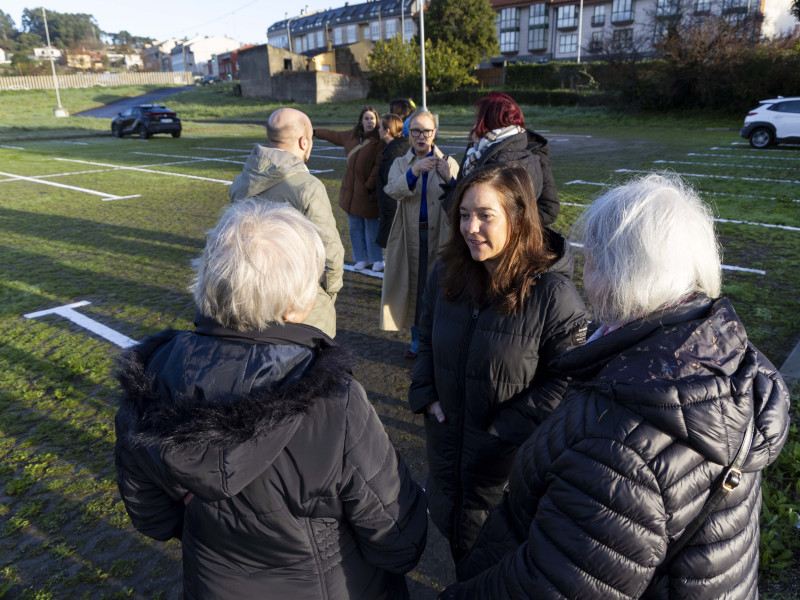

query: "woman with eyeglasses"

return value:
[381, 109, 460, 358]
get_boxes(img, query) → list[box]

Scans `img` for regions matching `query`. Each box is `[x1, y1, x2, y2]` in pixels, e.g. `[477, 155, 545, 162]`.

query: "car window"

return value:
[780, 101, 800, 114]
[121, 109, 132, 117]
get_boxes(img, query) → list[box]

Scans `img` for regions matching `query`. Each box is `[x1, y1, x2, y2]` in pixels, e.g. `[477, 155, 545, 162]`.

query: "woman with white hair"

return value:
[115, 200, 427, 600]
[442, 173, 790, 599]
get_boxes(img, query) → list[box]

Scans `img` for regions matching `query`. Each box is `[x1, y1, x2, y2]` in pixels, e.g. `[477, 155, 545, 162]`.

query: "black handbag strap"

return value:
[656, 415, 755, 575]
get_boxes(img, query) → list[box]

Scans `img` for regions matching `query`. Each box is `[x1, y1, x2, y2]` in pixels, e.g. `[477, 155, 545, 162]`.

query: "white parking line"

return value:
[616, 168, 800, 185]
[132, 151, 246, 164]
[0, 145, 25, 150]
[63, 141, 90, 146]
[0, 169, 141, 200]
[654, 159, 797, 172]
[54, 158, 233, 184]
[565, 180, 606, 186]
[691, 152, 799, 162]
[195, 146, 253, 152]
[24, 301, 138, 348]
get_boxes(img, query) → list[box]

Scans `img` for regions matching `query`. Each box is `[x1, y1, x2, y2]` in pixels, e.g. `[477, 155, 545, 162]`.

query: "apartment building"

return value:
[490, 0, 764, 63]
[267, 0, 420, 55]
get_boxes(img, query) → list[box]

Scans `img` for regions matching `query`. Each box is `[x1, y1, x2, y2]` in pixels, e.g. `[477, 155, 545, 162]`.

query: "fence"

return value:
[0, 71, 194, 91]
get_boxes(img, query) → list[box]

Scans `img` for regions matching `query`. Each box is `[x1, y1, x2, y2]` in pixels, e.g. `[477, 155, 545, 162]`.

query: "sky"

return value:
[2, 0, 337, 46]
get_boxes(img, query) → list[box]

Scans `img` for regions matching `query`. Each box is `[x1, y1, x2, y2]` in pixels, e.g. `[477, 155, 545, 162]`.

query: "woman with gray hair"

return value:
[441, 173, 790, 599]
[115, 200, 427, 600]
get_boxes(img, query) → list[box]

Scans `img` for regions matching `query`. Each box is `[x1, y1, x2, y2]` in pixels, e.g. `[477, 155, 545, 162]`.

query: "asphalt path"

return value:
[73, 85, 195, 119]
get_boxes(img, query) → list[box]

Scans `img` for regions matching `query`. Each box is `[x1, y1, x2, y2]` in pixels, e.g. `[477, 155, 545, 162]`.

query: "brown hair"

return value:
[439, 163, 555, 314]
[353, 105, 380, 139]
[380, 113, 404, 139]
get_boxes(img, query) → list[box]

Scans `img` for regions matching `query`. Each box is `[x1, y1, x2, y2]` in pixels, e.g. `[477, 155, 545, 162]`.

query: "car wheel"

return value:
[137, 125, 150, 140]
[112, 124, 122, 138]
[171, 130, 181, 138]
[749, 127, 774, 149]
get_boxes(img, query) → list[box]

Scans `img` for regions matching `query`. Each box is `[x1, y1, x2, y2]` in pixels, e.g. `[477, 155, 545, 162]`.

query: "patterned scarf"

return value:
[462, 125, 524, 176]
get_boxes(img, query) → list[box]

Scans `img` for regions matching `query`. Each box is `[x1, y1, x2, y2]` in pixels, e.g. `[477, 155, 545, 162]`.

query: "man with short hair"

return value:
[230, 108, 344, 337]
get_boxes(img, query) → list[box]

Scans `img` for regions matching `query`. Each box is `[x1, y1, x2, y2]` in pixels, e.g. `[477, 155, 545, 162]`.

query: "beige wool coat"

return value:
[380, 146, 459, 331]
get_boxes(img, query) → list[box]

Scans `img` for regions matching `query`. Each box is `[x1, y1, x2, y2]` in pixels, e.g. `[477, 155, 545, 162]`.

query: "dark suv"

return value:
[111, 105, 182, 139]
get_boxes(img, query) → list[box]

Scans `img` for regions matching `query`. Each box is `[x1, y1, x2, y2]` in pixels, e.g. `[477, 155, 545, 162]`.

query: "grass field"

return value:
[1, 85, 799, 599]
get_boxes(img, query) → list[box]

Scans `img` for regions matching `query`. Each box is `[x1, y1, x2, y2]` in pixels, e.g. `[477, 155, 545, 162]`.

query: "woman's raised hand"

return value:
[426, 401, 445, 423]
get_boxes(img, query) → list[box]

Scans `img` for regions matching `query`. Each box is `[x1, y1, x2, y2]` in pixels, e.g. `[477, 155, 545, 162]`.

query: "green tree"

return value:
[367, 35, 420, 97]
[0, 10, 16, 44]
[424, 39, 477, 92]
[22, 8, 102, 49]
[425, 0, 499, 69]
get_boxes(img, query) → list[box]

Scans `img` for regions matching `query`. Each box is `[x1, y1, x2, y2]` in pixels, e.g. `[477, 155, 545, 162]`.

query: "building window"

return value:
[529, 3, 549, 27]
[334, 26, 343, 45]
[558, 33, 578, 53]
[695, 0, 711, 12]
[371, 21, 381, 40]
[592, 5, 606, 26]
[404, 18, 414, 40]
[557, 5, 579, 29]
[612, 28, 634, 47]
[528, 27, 548, 50]
[385, 19, 396, 38]
[499, 30, 519, 53]
[347, 24, 357, 43]
[656, 0, 680, 18]
[611, 0, 634, 22]
[722, 0, 748, 12]
[499, 7, 520, 30]
[317, 30, 325, 48]
[590, 31, 604, 51]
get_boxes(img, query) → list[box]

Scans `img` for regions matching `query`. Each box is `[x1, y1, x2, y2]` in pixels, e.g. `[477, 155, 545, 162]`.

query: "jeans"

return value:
[348, 215, 383, 263]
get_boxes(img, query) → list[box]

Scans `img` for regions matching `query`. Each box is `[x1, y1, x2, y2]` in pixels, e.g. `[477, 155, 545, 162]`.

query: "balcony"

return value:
[611, 9, 634, 24]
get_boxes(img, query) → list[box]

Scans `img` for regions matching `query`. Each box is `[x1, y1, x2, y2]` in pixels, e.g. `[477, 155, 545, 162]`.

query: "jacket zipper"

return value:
[452, 306, 480, 550]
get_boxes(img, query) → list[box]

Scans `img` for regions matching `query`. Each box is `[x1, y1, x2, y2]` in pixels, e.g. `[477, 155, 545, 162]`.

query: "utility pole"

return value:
[419, 0, 427, 110]
[42, 8, 68, 117]
[576, 0, 584, 63]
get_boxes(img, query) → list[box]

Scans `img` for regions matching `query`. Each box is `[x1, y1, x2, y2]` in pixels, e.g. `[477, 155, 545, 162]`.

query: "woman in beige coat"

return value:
[381, 110, 459, 357]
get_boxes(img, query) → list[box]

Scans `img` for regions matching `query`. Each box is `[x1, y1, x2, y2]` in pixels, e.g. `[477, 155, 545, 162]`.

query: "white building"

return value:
[268, 0, 421, 55]
[489, 0, 783, 64]
[170, 36, 243, 75]
[31, 46, 63, 60]
[0, 48, 10, 63]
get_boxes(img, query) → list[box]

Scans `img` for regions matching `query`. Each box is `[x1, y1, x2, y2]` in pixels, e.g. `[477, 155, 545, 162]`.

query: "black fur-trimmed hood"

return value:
[115, 322, 354, 500]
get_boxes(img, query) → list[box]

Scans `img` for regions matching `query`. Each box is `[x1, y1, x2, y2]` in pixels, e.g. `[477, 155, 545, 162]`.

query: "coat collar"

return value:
[193, 312, 336, 351]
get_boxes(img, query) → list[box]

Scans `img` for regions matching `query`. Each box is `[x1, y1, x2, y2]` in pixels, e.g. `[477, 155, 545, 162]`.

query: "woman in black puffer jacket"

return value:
[442, 173, 791, 599]
[439, 92, 559, 226]
[115, 200, 427, 600]
[409, 163, 588, 563]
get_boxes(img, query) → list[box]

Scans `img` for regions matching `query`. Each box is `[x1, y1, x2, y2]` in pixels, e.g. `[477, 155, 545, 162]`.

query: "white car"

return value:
[740, 97, 800, 149]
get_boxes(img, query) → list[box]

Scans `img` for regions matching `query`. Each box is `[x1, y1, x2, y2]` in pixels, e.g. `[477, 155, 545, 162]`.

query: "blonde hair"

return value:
[575, 173, 722, 325]
[192, 200, 325, 331]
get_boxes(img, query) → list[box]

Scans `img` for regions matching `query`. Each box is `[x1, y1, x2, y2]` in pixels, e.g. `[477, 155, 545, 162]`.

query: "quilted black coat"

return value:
[409, 230, 589, 553]
[440, 129, 559, 226]
[447, 296, 790, 599]
[115, 316, 427, 600]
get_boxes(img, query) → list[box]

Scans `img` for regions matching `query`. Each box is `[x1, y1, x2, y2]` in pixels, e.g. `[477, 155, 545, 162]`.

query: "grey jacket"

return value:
[230, 145, 344, 337]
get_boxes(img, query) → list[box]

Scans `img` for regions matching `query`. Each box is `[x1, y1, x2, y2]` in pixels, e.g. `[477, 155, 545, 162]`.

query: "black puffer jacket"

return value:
[408, 230, 588, 552]
[449, 296, 790, 599]
[115, 316, 427, 600]
[440, 130, 559, 226]
[376, 135, 410, 248]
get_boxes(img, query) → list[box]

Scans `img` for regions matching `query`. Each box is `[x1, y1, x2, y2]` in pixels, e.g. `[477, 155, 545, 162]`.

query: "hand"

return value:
[426, 401, 445, 423]
[183, 492, 195, 506]
[435, 157, 451, 180]
[487, 424, 499, 437]
[412, 156, 438, 176]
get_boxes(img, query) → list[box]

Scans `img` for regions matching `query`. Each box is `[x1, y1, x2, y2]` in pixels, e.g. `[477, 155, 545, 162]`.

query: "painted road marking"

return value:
[0, 145, 25, 150]
[616, 168, 800, 185]
[132, 151, 247, 164]
[54, 158, 233, 184]
[654, 159, 798, 171]
[565, 180, 606, 186]
[24, 301, 138, 348]
[693, 152, 799, 162]
[0, 169, 141, 200]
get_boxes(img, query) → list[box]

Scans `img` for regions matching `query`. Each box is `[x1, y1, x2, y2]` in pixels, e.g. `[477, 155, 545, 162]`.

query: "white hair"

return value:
[192, 199, 325, 332]
[575, 173, 722, 326]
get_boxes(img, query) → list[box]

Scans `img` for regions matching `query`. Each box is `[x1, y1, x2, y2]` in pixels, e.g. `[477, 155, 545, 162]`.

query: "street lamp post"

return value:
[42, 8, 68, 117]
[576, 0, 584, 63]
[419, 0, 427, 110]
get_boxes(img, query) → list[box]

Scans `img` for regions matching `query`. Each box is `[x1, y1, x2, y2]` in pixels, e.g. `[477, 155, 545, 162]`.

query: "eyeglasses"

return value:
[409, 128, 435, 139]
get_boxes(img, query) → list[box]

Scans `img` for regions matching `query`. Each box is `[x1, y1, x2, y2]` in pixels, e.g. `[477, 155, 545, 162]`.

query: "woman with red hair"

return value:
[442, 92, 559, 227]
